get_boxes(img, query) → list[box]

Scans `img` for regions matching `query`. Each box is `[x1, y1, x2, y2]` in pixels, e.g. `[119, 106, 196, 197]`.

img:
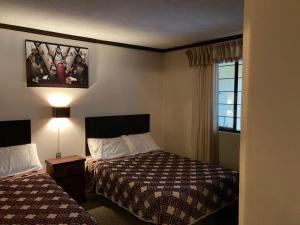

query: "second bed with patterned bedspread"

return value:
[86, 150, 239, 225]
[0, 170, 97, 225]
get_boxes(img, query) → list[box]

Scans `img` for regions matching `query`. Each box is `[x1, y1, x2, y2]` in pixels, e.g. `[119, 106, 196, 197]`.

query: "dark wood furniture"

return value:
[45, 155, 86, 203]
[85, 114, 150, 156]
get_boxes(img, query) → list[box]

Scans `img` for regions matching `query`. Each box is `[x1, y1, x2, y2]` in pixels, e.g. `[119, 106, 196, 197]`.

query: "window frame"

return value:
[217, 61, 241, 133]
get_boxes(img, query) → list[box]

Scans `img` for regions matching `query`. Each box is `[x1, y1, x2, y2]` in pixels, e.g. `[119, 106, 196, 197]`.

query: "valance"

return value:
[185, 38, 243, 66]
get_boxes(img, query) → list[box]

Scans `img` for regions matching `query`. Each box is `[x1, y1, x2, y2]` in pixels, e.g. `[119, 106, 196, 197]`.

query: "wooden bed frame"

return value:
[0, 120, 31, 147]
[85, 114, 150, 156]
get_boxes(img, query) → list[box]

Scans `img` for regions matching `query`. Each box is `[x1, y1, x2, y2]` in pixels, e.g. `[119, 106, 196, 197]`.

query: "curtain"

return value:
[186, 38, 243, 164]
[186, 38, 243, 66]
[191, 64, 218, 163]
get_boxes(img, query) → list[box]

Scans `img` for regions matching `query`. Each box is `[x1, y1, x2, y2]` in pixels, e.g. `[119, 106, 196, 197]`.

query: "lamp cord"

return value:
[57, 124, 60, 154]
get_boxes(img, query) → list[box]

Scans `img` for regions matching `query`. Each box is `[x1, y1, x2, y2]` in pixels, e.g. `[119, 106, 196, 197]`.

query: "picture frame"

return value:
[25, 40, 89, 88]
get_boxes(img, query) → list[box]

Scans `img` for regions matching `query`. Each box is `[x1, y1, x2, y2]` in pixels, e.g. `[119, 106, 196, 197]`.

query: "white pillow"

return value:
[0, 143, 43, 178]
[122, 132, 160, 155]
[87, 137, 131, 160]
[87, 138, 102, 159]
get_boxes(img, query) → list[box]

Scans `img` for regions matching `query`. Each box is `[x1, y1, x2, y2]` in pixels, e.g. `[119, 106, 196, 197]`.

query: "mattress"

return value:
[0, 170, 97, 225]
[86, 150, 239, 225]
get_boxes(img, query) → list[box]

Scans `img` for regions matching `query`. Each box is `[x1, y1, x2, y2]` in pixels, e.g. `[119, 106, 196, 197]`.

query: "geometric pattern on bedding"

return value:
[92, 150, 239, 225]
[0, 170, 97, 225]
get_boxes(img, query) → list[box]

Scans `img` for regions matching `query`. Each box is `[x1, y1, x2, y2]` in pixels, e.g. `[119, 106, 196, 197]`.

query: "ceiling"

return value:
[0, 0, 243, 49]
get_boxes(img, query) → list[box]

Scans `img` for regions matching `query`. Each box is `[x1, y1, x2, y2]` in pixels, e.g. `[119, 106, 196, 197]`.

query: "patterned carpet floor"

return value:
[81, 193, 238, 225]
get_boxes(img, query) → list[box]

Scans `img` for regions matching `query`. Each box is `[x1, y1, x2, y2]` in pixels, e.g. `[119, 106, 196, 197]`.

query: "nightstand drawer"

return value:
[52, 161, 85, 179]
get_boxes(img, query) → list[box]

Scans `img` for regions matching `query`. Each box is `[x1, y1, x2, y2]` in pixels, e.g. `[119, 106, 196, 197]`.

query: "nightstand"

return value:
[45, 155, 86, 203]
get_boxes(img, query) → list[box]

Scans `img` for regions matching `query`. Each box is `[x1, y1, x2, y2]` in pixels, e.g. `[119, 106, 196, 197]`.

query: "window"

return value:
[217, 60, 243, 132]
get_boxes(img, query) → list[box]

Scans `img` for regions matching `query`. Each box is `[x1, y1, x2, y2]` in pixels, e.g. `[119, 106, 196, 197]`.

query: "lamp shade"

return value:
[52, 107, 70, 118]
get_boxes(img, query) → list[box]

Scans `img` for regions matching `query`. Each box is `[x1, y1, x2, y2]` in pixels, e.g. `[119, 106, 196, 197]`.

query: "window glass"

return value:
[237, 92, 242, 105]
[238, 78, 243, 91]
[218, 92, 235, 104]
[219, 79, 235, 92]
[236, 118, 241, 131]
[218, 116, 234, 129]
[217, 61, 243, 132]
[218, 66, 235, 79]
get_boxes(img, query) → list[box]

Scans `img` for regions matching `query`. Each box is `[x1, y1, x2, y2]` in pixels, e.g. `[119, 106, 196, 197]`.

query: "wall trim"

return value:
[0, 23, 242, 53]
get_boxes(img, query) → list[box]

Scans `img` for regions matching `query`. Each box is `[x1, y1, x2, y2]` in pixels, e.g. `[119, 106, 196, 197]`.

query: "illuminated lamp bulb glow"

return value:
[48, 94, 72, 107]
[48, 118, 71, 130]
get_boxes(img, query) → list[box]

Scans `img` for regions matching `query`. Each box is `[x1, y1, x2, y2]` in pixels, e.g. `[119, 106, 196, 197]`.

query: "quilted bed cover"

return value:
[0, 170, 96, 225]
[86, 150, 239, 225]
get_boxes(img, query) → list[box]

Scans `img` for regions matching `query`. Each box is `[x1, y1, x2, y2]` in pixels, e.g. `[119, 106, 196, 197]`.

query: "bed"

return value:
[0, 120, 97, 225]
[85, 114, 239, 225]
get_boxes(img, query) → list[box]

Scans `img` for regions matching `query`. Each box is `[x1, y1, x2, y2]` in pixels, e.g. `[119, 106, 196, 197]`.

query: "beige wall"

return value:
[240, 1, 300, 225]
[162, 50, 195, 159]
[219, 131, 240, 169]
[0, 28, 163, 166]
[162, 50, 240, 167]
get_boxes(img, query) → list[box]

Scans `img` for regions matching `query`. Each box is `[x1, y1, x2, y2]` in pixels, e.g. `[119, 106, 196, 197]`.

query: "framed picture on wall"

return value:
[25, 40, 89, 88]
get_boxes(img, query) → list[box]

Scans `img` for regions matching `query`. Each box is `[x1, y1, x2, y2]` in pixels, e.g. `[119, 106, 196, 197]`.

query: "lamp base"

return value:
[56, 152, 62, 159]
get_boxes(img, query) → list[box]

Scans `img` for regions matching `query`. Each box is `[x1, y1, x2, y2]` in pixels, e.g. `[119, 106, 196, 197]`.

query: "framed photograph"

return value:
[25, 40, 89, 88]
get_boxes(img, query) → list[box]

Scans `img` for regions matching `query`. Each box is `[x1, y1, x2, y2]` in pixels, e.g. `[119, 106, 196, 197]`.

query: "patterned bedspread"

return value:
[87, 150, 239, 225]
[0, 170, 97, 225]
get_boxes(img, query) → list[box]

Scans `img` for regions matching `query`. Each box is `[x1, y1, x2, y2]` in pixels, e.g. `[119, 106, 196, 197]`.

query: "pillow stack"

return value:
[88, 132, 160, 160]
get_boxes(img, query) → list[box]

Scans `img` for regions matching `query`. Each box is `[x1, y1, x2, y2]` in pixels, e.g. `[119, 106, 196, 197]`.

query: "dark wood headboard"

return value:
[0, 120, 31, 147]
[85, 114, 150, 156]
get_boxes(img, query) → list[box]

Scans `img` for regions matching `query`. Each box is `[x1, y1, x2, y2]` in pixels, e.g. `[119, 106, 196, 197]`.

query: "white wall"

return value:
[0, 28, 163, 167]
[240, 0, 300, 225]
[163, 50, 240, 167]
